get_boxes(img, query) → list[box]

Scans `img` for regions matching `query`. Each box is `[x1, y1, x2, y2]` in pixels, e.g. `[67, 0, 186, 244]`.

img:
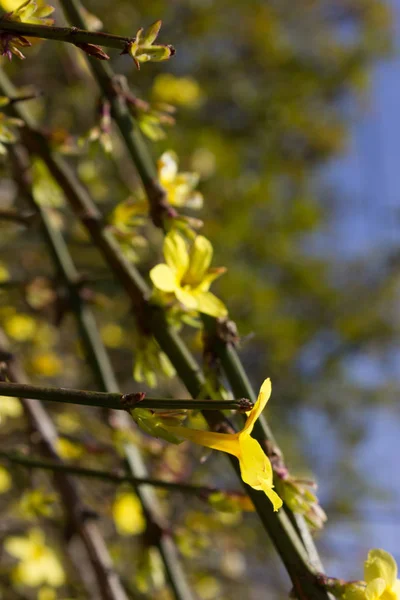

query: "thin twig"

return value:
[0, 451, 225, 496]
[0, 381, 252, 412]
[0, 19, 132, 52]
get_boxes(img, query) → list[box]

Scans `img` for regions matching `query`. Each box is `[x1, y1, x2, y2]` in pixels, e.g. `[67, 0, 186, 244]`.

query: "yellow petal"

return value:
[150, 263, 177, 292]
[5, 537, 33, 560]
[238, 435, 281, 510]
[164, 230, 189, 280]
[392, 580, 400, 598]
[166, 425, 239, 456]
[243, 378, 271, 436]
[344, 584, 368, 600]
[365, 578, 386, 600]
[158, 151, 178, 183]
[238, 435, 273, 488]
[175, 286, 199, 310]
[258, 480, 283, 512]
[42, 554, 65, 587]
[185, 235, 213, 285]
[196, 267, 227, 292]
[195, 291, 228, 317]
[365, 550, 398, 588]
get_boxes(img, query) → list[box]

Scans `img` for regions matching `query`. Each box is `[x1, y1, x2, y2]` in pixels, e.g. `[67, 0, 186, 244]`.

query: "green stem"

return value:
[0, 451, 223, 496]
[0, 381, 252, 412]
[0, 18, 132, 52]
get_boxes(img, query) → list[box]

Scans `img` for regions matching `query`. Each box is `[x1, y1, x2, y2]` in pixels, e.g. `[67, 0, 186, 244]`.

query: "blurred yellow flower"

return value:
[100, 323, 124, 348]
[0, 396, 23, 424]
[364, 549, 400, 600]
[150, 230, 227, 318]
[5, 528, 65, 587]
[0, 261, 9, 283]
[4, 313, 36, 341]
[166, 379, 282, 511]
[112, 491, 146, 536]
[30, 352, 63, 377]
[158, 151, 203, 209]
[19, 489, 56, 519]
[345, 549, 400, 600]
[133, 334, 176, 388]
[2, 0, 55, 25]
[37, 587, 57, 600]
[56, 438, 83, 460]
[0, 465, 12, 494]
[152, 74, 202, 107]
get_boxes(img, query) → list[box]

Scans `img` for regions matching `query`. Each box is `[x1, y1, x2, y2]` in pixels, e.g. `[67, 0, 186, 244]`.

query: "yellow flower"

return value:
[30, 352, 63, 377]
[165, 379, 282, 511]
[133, 335, 176, 388]
[0, 395, 23, 424]
[158, 151, 203, 209]
[112, 491, 146, 536]
[101, 323, 124, 348]
[0, 465, 12, 494]
[2, 0, 55, 25]
[152, 74, 202, 107]
[5, 528, 65, 587]
[56, 438, 83, 460]
[150, 230, 227, 318]
[344, 550, 400, 600]
[364, 549, 400, 600]
[0, 261, 10, 282]
[4, 313, 37, 341]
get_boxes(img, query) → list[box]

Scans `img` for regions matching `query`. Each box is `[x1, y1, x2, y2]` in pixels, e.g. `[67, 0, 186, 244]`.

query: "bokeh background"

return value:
[0, 0, 399, 598]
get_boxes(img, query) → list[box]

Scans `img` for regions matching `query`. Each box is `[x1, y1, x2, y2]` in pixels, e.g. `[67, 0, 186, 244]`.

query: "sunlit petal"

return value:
[365, 550, 398, 588]
[175, 286, 199, 310]
[166, 425, 239, 456]
[185, 235, 213, 285]
[243, 378, 271, 435]
[150, 264, 177, 292]
[365, 579, 386, 600]
[164, 230, 189, 279]
[195, 291, 228, 317]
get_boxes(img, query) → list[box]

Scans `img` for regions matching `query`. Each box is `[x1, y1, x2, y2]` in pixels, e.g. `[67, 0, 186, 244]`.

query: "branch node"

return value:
[120, 391, 146, 409]
[238, 398, 253, 412]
